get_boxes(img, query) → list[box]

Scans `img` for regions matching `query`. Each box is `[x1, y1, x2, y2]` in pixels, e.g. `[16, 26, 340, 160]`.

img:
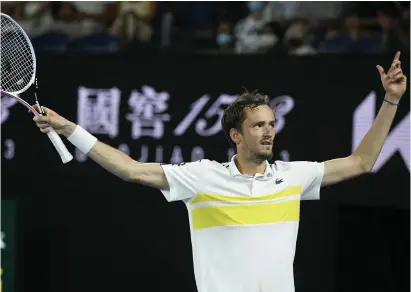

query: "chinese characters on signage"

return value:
[73, 85, 294, 163]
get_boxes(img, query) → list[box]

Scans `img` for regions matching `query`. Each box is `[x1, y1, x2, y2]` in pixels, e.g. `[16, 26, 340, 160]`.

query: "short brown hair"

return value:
[221, 90, 270, 145]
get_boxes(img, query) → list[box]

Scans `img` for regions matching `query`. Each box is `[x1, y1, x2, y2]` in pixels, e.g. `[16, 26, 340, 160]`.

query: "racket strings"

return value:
[1, 15, 35, 94]
[1, 37, 33, 89]
[1, 31, 33, 88]
[2, 32, 32, 70]
[1, 23, 33, 69]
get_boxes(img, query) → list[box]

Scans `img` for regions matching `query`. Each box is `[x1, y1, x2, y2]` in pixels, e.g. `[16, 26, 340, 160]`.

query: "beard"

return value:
[253, 150, 273, 162]
[249, 147, 273, 164]
[241, 140, 274, 164]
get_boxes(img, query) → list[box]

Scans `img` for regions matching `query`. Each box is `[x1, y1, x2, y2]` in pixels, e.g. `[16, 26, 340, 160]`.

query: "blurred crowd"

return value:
[2, 1, 410, 54]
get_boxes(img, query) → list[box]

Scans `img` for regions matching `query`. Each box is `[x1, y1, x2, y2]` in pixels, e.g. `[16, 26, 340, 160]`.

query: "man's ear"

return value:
[230, 128, 241, 145]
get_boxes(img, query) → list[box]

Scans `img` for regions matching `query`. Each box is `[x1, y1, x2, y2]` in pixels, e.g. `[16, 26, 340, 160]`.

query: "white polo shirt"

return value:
[160, 155, 324, 292]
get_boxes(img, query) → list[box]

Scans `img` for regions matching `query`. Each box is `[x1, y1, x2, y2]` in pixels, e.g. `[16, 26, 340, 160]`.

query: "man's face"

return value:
[236, 105, 275, 162]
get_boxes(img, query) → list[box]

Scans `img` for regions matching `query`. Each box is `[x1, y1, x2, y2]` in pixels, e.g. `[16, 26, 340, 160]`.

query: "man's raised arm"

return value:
[322, 51, 407, 186]
[33, 105, 169, 190]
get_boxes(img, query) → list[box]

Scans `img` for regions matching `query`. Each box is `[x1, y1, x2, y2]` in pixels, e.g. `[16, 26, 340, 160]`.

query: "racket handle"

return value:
[46, 130, 73, 164]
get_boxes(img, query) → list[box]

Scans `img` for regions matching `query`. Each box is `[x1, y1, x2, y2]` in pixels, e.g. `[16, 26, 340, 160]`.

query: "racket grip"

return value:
[46, 130, 73, 164]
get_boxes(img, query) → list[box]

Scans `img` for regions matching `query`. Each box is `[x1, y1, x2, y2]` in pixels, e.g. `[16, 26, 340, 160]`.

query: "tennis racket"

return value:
[0, 13, 73, 164]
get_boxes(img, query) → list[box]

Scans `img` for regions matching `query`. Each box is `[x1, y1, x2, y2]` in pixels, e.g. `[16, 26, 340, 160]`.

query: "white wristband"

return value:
[67, 125, 98, 154]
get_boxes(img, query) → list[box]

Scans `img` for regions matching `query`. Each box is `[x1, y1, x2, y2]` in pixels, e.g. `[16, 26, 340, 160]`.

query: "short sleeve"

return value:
[160, 160, 208, 202]
[289, 161, 325, 200]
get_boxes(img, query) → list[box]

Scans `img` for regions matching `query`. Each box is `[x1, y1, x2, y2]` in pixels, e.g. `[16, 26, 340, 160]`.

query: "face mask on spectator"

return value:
[287, 38, 303, 49]
[216, 33, 232, 46]
[248, 1, 263, 12]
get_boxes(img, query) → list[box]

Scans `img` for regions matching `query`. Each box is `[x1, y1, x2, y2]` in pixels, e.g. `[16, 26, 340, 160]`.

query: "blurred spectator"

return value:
[343, 2, 402, 30]
[3, 1, 409, 55]
[158, 2, 218, 50]
[378, 8, 410, 53]
[45, 2, 118, 38]
[284, 20, 317, 55]
[216, 22, 234, 52]
[346, 12, 383, 53]
[318, 12, 382, 54]
[110, 1, 157, 44]
[263, 1, 346, 27]
[73, 2, 118, 34]
[234, 1, 278, 54]
[47, 2, 88, 38]
[317, 20, 352, 53]
[52, 2, 81, 22]
[344, 14, 363, 40]
[2, 2, 53, 37]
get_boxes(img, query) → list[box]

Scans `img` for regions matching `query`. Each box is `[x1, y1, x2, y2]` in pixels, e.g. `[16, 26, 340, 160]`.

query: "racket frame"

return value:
[1, 90, 39, 116]
[1, 13, 73, 164]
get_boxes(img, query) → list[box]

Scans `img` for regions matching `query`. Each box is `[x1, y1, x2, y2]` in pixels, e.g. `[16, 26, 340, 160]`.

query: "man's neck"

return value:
[235, 155, 266, 176]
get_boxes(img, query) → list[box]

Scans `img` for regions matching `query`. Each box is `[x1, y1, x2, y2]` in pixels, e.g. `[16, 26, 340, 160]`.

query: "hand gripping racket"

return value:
[0, 13, 73, 163]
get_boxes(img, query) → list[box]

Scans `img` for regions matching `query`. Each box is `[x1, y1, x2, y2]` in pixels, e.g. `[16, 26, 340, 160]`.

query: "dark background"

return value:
[1, 53, 410, 292]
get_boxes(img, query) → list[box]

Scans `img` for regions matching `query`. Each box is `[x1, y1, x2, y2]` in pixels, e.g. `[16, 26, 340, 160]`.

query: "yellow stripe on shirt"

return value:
[189, 185, 302, 205]
[191, 199, 300, 230]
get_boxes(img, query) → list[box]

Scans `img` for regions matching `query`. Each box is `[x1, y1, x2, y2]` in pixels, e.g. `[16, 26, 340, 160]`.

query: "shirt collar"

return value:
[228, 155, 273, 178]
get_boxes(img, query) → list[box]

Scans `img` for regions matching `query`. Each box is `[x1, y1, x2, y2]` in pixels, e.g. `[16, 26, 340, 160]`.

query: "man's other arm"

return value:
[322, 52, 407, 187]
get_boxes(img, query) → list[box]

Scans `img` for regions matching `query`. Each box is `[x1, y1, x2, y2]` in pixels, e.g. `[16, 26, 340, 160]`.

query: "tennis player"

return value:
[33, 52, 406, 292]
